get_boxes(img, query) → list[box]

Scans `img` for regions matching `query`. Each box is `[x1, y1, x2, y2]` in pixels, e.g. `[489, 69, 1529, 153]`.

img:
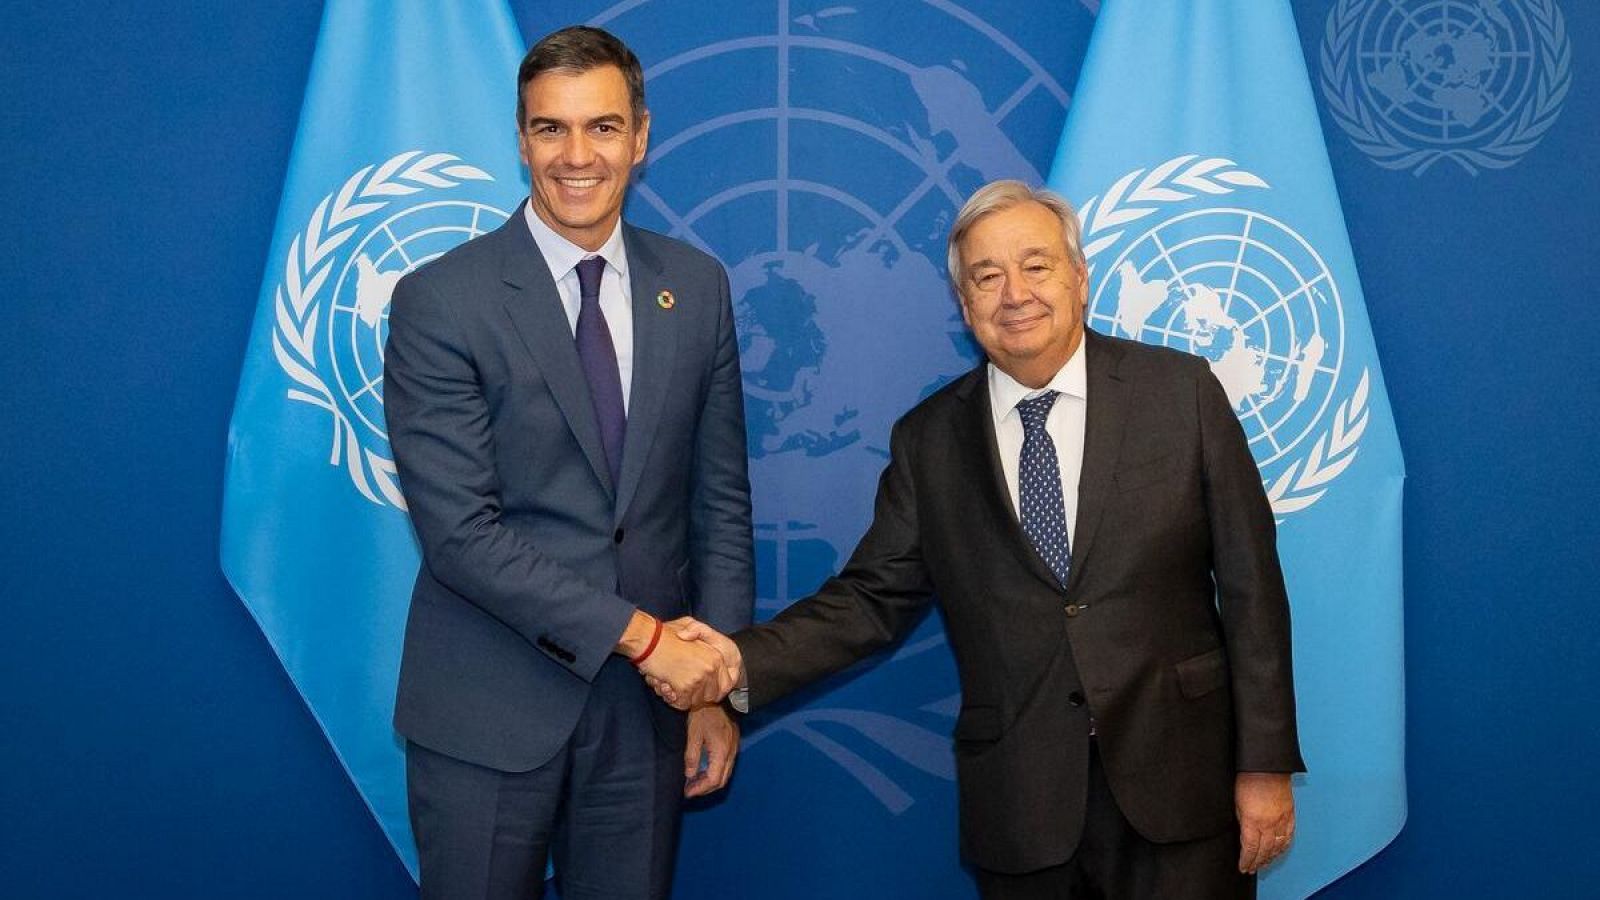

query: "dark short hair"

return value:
[516, 26, 646, 126]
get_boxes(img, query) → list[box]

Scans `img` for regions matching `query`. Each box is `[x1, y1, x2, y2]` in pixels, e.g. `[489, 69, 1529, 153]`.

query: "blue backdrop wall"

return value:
[2, 2, 1596, 898]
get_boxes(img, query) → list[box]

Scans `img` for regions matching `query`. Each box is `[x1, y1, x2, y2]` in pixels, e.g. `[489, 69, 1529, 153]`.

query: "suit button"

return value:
[1067, 691, 1085, 707]
[1065, 604, 1081, 618]
[613, 528, 625, 544]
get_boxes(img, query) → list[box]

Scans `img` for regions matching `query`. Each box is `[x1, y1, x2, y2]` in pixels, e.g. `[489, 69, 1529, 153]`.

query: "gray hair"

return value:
[946, 180, 1086, 289]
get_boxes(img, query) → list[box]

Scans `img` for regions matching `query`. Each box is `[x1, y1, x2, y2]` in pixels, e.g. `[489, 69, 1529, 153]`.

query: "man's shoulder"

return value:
[895, 366, 985, 436]
[395, 219, 510, 299]
[1090, 329, 1211, 384]
[624, 224, 726, 278]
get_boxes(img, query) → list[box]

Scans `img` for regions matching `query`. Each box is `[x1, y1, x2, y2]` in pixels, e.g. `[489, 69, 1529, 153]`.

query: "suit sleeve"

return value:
[1196, 363, 1307, 773]
[688, 264, 756, 635]
[383, 272, 635, 683]
[733, 415, 935, 709]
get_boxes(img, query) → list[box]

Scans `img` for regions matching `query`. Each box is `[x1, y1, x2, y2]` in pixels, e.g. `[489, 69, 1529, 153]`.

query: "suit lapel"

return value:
[613, 226, 678, 521]
[1065, 330, 1131, 593]
[953, 366, 1064, 592]
[497, 204, 615, 498]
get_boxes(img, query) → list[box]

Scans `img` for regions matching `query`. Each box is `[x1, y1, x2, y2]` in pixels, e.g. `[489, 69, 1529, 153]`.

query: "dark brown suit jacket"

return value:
[733, 328, 1304, 874]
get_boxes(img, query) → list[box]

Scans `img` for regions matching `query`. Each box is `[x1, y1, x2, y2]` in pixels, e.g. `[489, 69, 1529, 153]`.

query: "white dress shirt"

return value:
[986, 341, 1088, 546]
[524, 203, 635, 414]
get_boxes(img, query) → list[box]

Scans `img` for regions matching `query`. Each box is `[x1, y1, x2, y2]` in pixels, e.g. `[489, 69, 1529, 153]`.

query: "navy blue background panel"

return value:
[2, 1, 1596, 898]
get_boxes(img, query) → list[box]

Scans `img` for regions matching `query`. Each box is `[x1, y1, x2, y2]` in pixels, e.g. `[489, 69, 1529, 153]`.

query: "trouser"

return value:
[407, 657, 684, 900]
[975, 742, 1254, 900]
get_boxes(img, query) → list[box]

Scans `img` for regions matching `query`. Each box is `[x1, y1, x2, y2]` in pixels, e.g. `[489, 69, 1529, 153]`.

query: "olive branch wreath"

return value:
[1076, 155, 1370, 517]
[271, 151, 492, 509]
[1320, 0, 1571, 176]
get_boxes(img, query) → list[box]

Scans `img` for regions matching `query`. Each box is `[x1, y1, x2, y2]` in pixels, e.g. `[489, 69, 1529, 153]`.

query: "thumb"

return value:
[674, 620, 710, 641]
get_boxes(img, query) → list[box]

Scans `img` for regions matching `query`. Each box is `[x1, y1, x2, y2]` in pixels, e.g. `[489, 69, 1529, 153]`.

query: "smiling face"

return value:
[956, 200, 1087, 388]
[517, 64, 649, 251]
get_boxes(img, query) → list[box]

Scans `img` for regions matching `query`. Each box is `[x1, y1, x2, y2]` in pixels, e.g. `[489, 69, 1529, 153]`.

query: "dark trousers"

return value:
[407, 658, 684, 900]
[975, 744, 1253, 900]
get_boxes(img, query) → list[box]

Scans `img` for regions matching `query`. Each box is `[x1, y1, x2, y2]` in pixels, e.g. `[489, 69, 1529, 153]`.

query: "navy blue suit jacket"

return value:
[384, 205, 754, 772]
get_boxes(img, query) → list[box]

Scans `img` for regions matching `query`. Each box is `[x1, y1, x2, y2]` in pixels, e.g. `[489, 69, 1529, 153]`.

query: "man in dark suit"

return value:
[669, 181, 1303, 898]
[383, 26, 752, 900]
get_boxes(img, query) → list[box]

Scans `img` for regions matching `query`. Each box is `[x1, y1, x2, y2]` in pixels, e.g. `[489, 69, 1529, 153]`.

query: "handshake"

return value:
[619, 611, 743, 710]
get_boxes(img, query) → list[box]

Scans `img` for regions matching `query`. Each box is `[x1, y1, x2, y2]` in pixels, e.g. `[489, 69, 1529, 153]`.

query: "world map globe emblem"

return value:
[326, 201, 509, 443]
[607, 0, 1078, 609]
[1321, 0, 1571, 175]
[269, 150, 510, 507]
[1087, 209, 1345, 472]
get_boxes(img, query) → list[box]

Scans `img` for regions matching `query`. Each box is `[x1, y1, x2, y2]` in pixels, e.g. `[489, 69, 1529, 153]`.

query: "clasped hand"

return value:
[637, 617, 742, 710]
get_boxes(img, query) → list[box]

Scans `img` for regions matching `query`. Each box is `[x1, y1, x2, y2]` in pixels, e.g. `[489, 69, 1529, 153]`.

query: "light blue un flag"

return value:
[220, 0, 525, 877]
[1047, 1, 1406, 896]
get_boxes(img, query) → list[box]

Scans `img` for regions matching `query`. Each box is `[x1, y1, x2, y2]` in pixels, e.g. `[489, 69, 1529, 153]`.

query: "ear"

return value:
[633, 110, 651, 165]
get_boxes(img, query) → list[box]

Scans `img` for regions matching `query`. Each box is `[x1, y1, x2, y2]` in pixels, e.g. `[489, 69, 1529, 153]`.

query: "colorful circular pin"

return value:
[656, 289, 676, 310]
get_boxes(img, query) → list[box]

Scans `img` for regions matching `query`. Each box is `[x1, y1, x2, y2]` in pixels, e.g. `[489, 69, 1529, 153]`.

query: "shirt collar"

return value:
[523, 201, 629, 284]
[988, 336, 1088, 419]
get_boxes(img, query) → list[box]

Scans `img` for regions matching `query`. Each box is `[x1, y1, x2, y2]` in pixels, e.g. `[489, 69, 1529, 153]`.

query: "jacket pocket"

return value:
[1175, 647, 1228, 699]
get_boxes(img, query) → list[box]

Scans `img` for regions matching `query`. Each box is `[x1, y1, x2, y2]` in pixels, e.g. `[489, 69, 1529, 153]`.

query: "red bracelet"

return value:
[630, 616, 664, 667]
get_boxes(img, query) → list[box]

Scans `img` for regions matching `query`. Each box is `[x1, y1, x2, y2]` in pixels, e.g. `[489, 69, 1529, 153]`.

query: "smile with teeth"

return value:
[556, 176, 603, 189]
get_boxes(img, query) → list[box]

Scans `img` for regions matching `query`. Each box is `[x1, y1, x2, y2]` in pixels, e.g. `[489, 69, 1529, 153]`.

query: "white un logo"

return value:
[270, 152, 509, 507]
[327, 201, 509, 444]
[1077, 156, 1371, 517]
[1320, 0, 1571, 175]
[1092, 208, 1341, 473]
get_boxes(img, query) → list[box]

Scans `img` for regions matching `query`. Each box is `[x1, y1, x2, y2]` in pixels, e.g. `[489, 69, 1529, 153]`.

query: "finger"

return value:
[711, 726, 737, 790]
[648, 678, 676, 704]
[698, 747, 726, 795]
[684, 735, 705, 782]
[1266, 832, 1288, 866]
[685, 747, 715, 798]
[1238, 826, 1264, 874]
[1250, 832, 1275, 872]
[667, 682, 695, 710]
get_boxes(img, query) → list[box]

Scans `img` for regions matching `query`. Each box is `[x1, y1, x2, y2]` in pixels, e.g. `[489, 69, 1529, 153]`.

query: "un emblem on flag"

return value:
[1319, 0, 1571, 175]
[269, 151, 510, 507]
[1078, 156, 1371, 517]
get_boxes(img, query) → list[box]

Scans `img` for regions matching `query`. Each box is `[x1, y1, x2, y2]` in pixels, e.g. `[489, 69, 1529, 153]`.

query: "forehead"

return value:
[520, 65, 632, 118]
[962, 201, 1067, 262]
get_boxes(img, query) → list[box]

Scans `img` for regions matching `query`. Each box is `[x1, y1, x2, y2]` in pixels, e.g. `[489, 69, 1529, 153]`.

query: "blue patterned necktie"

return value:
[1016, 391, 1070, 587]
[574, 256, 625, 486]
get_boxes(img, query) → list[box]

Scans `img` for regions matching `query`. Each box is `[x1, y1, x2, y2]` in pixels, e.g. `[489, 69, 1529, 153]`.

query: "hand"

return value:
[683, 705, 739, 798]
[1235, 772, 1295, 874]
[628, 617, 735, 710]
[645, 617, 743, 708]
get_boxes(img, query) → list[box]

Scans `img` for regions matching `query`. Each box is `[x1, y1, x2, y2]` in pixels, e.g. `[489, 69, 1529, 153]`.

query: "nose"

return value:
[1001, 266, 1032, 306]
[561, 130, 596, 167]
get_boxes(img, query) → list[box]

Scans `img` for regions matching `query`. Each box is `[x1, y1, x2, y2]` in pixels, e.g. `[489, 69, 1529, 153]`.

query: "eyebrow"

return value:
[523, 113, 629, 129]
[967, 246, 1058, 271]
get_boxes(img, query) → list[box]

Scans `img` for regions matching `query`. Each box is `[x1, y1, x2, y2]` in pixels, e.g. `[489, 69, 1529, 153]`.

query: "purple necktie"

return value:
[574, 256, 625, 487]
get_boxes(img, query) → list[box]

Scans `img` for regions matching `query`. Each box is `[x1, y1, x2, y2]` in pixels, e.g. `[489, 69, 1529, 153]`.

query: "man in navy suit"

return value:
[383, 26, 752, 900]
